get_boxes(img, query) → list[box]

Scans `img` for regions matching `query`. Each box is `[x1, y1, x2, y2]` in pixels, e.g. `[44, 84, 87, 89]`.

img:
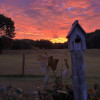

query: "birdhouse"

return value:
[66, 20, 86, 51]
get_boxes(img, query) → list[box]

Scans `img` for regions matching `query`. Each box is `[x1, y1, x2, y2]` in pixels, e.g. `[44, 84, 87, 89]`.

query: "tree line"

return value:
[86, 29, 100, 49]
[8, 29, 100, 49]
[8, 39, 68, 49]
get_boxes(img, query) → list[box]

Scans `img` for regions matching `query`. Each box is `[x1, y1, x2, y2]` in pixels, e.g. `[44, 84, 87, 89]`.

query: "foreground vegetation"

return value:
[0, 77, 99, 100]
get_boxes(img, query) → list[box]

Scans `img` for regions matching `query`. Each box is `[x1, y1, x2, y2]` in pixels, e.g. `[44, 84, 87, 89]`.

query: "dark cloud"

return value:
[60, 26, 69, 30]
[24, 9, 42, 18]
[37, 28, 42, 31]
[45, 5, 62, 15]
[53, 34, 58, 38]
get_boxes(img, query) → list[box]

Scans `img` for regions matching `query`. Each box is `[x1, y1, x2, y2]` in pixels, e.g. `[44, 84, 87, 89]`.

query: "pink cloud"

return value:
[0, 0, 100, 42]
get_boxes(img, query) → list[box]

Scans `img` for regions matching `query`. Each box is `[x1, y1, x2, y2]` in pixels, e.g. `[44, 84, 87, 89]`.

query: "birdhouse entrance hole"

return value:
[75, 35, 81, 43]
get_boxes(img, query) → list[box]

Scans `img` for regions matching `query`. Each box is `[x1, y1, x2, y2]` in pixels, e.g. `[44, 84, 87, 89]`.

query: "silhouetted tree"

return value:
[86, 29, 100, 48]
[0, 14, 15, 38]
[0, 14, 15, 53]
[11, 39, 33, 50]
[0, 36, 12, 49]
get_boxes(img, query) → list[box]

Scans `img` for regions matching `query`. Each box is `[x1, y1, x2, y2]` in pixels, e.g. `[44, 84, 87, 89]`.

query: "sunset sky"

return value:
[0, 0, 100, 43]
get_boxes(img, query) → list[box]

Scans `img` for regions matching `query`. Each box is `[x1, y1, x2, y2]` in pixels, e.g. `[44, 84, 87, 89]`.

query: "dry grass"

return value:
[0, 49, 100, 91]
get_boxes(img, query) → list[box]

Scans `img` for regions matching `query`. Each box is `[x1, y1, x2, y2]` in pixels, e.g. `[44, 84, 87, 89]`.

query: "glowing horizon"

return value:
[50, 38, 68, 43]
[0, 0, 100, 43]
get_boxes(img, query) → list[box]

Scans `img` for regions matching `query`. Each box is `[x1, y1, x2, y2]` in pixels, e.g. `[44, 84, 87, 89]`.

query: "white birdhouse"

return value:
[66, 20, 86, 51]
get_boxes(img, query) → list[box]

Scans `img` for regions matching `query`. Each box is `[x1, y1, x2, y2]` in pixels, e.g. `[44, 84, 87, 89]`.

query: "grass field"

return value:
[0, 49, 100, 91]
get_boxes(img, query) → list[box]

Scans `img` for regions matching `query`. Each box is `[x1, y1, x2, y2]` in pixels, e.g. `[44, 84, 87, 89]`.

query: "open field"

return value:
[0, 49, 100, 91]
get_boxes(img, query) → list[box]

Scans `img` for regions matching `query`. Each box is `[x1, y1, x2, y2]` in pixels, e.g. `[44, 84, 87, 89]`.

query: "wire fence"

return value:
[0, 49, 70, 76]
[0, 49, 100, 77]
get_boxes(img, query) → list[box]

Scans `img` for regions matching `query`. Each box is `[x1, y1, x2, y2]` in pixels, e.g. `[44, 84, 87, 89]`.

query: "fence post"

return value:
[22, 53, 25, 76]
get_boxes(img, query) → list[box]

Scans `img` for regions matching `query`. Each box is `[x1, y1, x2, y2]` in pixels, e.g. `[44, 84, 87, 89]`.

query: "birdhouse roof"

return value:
[66, 20, 86, 38]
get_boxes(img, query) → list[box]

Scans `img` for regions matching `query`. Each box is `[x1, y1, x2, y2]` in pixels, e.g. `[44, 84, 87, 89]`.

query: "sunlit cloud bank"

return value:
[0, 0, 100, 43]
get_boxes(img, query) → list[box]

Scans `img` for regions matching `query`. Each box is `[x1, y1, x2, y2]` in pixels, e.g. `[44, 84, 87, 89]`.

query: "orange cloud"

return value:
[0, 0, 100, 43]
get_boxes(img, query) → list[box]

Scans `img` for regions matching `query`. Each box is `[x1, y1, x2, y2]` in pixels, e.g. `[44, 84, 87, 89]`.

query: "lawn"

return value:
[0, 49, 100, 91]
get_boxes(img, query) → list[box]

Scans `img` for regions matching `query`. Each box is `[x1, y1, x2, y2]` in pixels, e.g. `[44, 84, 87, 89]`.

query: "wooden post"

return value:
[66, 20, 87, 100]
[71, 51, 87, 100]
[22, 53, 25, 76]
